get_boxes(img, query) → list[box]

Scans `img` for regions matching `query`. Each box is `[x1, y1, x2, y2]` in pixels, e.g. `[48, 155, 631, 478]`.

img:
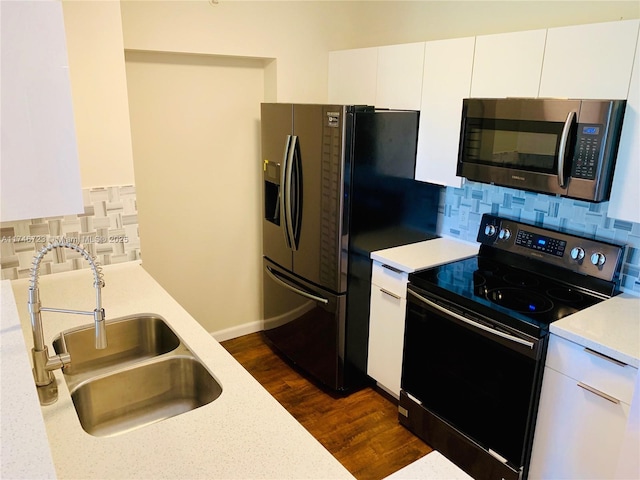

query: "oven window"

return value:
[401, 298, 538, 467]
[462, 119, 563, 173]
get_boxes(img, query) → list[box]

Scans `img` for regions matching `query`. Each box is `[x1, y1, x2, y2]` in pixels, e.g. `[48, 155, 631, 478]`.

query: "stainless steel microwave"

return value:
[457, 98, 626, 202]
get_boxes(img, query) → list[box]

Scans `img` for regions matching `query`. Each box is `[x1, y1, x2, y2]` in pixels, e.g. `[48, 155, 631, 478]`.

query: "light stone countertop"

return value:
[370, 237, 479, 273]
[384, 451, 472, 480]
[3, 261, 354, 480]
[1, 279, 57, 480]
[550, 292, 640, 368]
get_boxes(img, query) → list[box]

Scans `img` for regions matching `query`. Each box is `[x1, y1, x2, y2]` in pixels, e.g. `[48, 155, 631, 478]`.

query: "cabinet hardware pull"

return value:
[577, 382, 621, 404]
[584, 347, 628, 368]
[380, 288, 401, 300]
[381, 264, 403, 274]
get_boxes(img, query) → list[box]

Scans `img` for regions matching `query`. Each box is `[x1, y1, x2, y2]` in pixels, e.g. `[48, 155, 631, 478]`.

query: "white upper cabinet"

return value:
[328, 47, 378, 106]
[1, 0, 83, 222]
[608, 27, 640, 224]
[375, 43, 425, 110]
[539, 20, 640, 99]
[328, 43, 424, 110]
[415, 37, 475, 187]
[471, 29, 547, 98]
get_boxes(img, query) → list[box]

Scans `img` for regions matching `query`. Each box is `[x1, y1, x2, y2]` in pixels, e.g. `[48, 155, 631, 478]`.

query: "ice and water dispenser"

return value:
[263, 159, 281, 225]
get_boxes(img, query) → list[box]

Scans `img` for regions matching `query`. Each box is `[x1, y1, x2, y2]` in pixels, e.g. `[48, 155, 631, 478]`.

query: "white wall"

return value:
[125, 52, 265, 334]
[120, 0, 354, 103]
[328, 1, 639, 48]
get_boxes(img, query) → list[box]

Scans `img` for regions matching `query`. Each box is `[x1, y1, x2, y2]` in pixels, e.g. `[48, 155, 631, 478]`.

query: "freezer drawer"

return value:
[262, 258, 346, 390]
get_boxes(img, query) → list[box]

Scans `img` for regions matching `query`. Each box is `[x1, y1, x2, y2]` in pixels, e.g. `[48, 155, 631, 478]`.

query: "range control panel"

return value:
[477, 214, 625, 282]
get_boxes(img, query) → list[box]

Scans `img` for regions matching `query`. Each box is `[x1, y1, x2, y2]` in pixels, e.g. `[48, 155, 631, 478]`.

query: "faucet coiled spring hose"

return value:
[29, 241, 104, 291]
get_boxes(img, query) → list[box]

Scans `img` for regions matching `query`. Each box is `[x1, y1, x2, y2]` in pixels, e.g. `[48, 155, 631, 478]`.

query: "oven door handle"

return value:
[408, 290, 535, 349]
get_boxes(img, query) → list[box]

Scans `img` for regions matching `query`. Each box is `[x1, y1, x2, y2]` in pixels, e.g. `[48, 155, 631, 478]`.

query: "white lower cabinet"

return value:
[367, 261, 409, 398]
[529, 334, 638, 479]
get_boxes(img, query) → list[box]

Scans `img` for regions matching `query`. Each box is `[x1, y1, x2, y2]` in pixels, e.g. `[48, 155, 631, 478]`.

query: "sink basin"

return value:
[53, 314, 180, 385]
[71, 356, 222, 437]
[52, 313, 222, 437]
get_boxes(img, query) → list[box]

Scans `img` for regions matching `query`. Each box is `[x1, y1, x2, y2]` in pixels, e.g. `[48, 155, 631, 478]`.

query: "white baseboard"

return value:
[210, 320, 264, 342]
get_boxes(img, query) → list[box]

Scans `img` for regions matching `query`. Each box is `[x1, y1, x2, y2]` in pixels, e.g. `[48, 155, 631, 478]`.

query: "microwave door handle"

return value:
[408, 290, 535, 349]
[557, 111, 576, 189]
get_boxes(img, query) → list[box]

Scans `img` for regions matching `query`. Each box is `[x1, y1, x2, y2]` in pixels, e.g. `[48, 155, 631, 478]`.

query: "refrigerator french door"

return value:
[262, 103, 351, 292]
[262, 103, 355, 390]
[263, 258, 346, 389]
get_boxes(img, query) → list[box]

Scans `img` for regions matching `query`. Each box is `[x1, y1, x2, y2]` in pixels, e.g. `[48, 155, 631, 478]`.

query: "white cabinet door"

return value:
[471, 29, 546, 98]
[539, 20, 640, 99]
[415, 37, 475, 187]
[608, 27, 640, 223]
[529, 366, 631, 480]
[367, 287, 406, 398]
[328, 47, 377, 105]
[530, 334, 637, 479]
[367, 262, 409, 398]
[376, 42, 425, 110]
[1, 0, 83, 222]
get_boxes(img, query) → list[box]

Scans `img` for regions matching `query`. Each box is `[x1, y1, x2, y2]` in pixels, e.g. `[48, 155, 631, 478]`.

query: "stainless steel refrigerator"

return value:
[261, 103, 440, 392]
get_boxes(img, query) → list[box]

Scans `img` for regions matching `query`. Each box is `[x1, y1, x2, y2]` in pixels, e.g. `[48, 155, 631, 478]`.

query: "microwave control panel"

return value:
[572, 124, 603, 180]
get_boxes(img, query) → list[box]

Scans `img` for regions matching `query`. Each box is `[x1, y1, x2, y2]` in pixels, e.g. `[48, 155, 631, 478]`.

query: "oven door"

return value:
[400, 287, 544, 480]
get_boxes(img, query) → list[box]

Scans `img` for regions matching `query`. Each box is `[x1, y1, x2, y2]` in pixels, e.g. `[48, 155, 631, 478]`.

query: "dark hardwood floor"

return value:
[220, 332, 432, 480]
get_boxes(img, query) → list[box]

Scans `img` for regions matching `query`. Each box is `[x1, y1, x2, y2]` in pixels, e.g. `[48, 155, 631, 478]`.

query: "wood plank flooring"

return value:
[220, 332, 432, 480]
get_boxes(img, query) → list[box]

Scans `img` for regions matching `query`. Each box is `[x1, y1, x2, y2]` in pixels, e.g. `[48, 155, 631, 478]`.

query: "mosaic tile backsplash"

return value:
[1, 186, 140, 281]
[2, 181, 638, 295]
[439, 180, 640, 294]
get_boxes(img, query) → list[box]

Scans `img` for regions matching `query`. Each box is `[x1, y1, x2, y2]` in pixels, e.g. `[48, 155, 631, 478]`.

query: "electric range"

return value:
[399, 214, 626, 480]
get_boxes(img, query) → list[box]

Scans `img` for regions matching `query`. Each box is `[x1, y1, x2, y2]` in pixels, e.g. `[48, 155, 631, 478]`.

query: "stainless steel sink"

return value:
[53, 314, 180, 382]
[71, 356, 222, 437]
[52, 313, 222, 437]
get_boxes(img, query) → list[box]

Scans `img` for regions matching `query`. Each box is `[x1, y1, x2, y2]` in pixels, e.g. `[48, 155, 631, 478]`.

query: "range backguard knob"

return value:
[498, 228, 512, 241]
[484, 224, 497, 237]
[570, 247, 585, 261]
[590, 252, 606, 266]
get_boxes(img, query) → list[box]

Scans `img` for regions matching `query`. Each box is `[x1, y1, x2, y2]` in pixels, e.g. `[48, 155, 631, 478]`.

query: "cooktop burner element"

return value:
[546, 287, 584, 303]
[486, 287, 554, 314]
[503, 273, 540, 288]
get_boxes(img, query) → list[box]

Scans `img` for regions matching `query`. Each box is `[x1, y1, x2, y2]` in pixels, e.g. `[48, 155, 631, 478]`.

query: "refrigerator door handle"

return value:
[266, 265, 329, 304]
[281, 135, 294, 249]
[290, 135, 302, 250]
[283, 135, 298, 251]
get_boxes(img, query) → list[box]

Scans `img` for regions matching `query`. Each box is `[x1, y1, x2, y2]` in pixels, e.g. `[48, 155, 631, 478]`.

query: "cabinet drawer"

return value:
[546, 334, 638, 405]
[371, 261, 409, 298]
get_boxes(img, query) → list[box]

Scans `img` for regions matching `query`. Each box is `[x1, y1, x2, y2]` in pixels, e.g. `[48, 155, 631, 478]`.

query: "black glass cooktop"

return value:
[408, 255, 605, 338]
